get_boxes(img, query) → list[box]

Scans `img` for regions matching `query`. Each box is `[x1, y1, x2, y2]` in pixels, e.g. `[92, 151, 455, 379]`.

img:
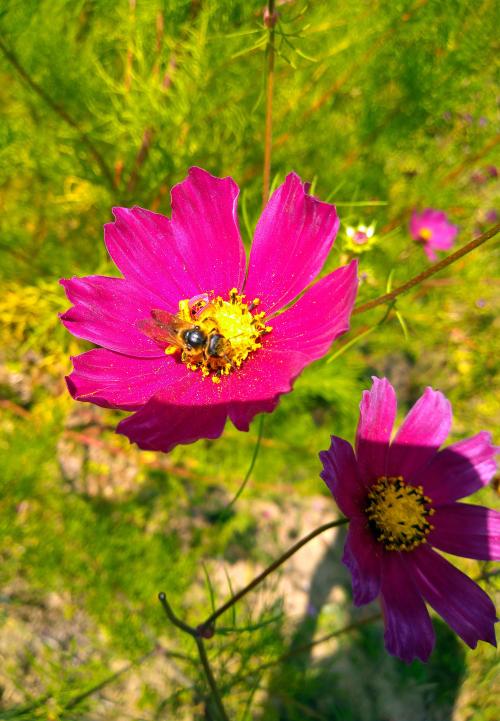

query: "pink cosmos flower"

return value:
[409, 209, 458, 262]
[61, 168, 358, 452]
[320, 377, 499, 663]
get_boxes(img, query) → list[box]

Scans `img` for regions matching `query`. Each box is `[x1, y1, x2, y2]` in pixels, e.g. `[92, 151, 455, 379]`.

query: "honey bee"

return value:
[138, 308, 231, 365]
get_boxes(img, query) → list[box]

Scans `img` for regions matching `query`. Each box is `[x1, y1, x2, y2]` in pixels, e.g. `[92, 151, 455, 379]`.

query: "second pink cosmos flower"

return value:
[61, 168, 358, 452]
[320, 377, 499, 662]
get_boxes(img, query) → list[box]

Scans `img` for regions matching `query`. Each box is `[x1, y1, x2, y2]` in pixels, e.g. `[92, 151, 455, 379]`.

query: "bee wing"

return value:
[138, 309, 190, 348]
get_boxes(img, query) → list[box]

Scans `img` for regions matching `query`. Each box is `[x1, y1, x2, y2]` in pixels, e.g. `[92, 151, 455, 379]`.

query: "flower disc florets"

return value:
[365, 476, 435, 551]
[417, 227, 433, 242]
[173, 289, 272, 383]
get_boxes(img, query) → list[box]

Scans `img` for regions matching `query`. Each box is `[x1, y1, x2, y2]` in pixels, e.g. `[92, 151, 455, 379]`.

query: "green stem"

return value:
[198, 517, 348, 634]
[353, 223, 499, 316]
[221, 414, 265, 515]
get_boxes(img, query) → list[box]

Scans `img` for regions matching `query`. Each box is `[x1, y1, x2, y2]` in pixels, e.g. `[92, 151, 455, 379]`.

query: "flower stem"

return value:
[158, 593, 229, 721]
[353, 223, 500, 316]
[220, 414, 265, 517]
[198, 517, 348, 634]
[262, 0, 277, 208]
[194, 636, 230, 721]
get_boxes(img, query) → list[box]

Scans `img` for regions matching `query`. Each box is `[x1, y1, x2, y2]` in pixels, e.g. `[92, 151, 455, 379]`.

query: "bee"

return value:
[138, 309, 231, 366]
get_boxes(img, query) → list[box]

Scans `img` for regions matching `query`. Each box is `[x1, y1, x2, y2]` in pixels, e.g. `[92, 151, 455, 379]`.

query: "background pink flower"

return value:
[410, 208, 458, 261]
[320, 377, 499, 663]
[61, 168, 358, 452]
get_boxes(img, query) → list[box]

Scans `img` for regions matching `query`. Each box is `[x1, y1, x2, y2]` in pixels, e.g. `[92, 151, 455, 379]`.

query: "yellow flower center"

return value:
[419, 227, 433, 241]
[365, 476, 434, 551]
[169, 289, 272, 384]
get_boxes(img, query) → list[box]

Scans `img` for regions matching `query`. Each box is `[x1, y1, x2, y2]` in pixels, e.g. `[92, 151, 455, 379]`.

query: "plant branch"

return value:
[158, 593, 229, 720]
[194, 636, 230, 721]
[262, 0, 277, 208]
[0, 38, 116, 190]
[198, 517, 348, 634]
[159, 592, 198, 636]
[218, 414, 266, 518]
[353, 223, 500, 316]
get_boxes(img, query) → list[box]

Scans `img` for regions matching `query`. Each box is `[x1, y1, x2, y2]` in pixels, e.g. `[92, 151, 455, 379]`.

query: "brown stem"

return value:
[262, 0, 276, 208]
[353, 223, 500, 316]
[198, 517, 348, 634]
[0, 38, 115, 190]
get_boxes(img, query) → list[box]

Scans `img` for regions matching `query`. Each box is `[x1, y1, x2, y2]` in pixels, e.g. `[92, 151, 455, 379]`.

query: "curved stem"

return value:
[199, 517, 348, 633]
[353, 223, 499, 316]
[262, 0, 276, 208]
[221, 414, 265, 516]
[159, 592, 198, 636]
[158, 593, 229, 720]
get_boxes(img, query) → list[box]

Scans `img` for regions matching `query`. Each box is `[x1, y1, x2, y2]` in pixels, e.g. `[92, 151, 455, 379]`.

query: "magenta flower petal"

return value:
[244, 173, 340, 314]
[60, 276, 168, 357]
[105, 168, 246, 303]
[355, 377, 397, 485]
[228, 396, 280, 431]
[320, 436, 365, 517]
[170, 167, 246, 297]
[424, 245, 438, 262]
[117, 394, 228, 453]
[429, 231, 455, 250]
[410, 545, 497, 649]
[387, 388, 452, 480]
[269, 260, 358, 360]
[416, 432, 498, 504]
[410, 209, 458, 263]
[67, 349, 182, 410]
[105, 207, 196, 308]
[138, 347, 312, 408]
[428, 503, 500, 561]
[380, 552, 435, 663]
[343, 517, 382, 605]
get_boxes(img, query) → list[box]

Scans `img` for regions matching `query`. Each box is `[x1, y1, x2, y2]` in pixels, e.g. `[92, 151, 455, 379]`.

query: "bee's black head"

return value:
[183, 327, 207, 350]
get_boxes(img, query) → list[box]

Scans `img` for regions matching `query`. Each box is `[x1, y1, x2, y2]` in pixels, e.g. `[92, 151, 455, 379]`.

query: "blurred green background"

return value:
[0, 0, 499, 719]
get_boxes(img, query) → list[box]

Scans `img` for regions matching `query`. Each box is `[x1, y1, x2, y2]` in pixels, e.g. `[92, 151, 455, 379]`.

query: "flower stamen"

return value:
[418, 227, 433, 241]
[365, 476, 434, 551]
[172, 289, 271, 383]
